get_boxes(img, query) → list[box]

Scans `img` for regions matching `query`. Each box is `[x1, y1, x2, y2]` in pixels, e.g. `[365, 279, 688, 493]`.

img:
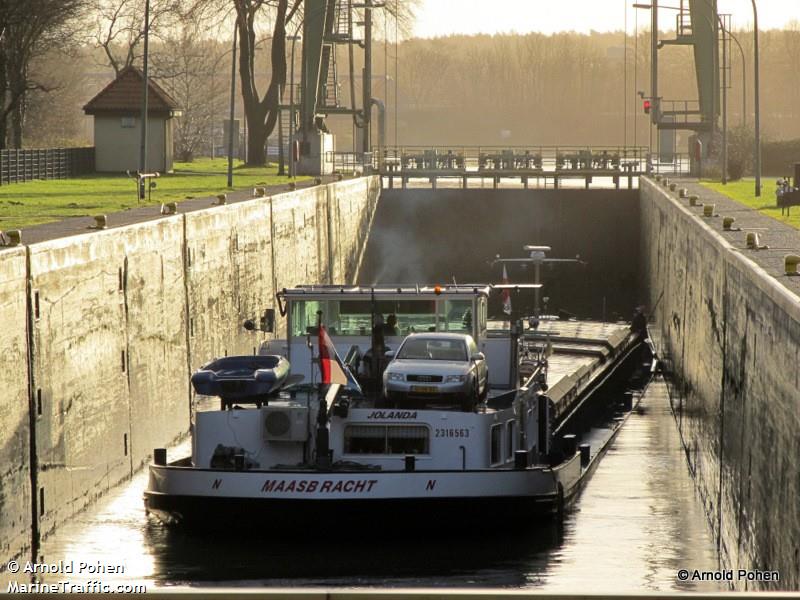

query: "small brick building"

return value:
[83, 66, 181, 173]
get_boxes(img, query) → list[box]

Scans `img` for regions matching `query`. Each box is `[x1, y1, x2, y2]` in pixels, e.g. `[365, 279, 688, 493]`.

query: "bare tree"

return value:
[0, 0, 86, 148]
[155, 30, 227, 161]
[230, 0, 416, 166]
[92, 0, 182, 76]
[230, 0, 295, 166]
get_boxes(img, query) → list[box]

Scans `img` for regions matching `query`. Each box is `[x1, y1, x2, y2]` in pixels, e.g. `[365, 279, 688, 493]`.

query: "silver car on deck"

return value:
[382, 333, 488, 411]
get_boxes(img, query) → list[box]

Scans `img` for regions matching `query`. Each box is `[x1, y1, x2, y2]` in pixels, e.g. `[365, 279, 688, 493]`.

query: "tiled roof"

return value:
[83, 66, 180, 115]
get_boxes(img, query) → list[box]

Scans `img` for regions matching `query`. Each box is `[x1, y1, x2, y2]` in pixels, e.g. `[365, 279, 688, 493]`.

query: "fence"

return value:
[0, 147, 95, 185]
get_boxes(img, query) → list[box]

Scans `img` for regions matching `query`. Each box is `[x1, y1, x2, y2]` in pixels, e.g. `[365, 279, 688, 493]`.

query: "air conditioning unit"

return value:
[263, 404, 308, 442]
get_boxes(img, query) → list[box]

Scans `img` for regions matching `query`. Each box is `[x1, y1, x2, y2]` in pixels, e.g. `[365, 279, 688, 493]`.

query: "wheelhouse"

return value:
[276, 285, 491, 386]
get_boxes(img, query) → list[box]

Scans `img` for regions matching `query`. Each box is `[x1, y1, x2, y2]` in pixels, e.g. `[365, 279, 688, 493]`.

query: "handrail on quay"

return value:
[327, 147, 691, 189]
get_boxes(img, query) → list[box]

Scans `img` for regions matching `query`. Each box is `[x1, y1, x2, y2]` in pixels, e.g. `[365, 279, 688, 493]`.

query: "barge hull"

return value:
[144, 491, 559, 533]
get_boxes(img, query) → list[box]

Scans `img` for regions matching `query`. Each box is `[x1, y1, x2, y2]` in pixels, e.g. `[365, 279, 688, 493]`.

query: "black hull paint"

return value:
[144, 492, 559, 535]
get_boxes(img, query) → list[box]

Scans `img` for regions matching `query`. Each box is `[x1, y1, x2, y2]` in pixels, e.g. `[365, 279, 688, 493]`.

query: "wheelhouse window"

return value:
[289, 299, 437, 338]
[339, 299, 437, 337]
[490, 423, 503, 465]
[438, 299, 473, 334]
[290, 300, 327, 337]
[478, 297, 488, 337]
[344, 425, 429, 455]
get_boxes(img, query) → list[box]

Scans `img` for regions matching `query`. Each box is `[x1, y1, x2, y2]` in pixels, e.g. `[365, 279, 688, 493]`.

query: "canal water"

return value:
[38, 378, 722, 592]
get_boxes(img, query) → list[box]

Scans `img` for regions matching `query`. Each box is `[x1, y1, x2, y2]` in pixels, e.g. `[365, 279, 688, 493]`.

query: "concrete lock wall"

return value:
[0, 247, 32, 565]
[27, 218, 190, 537]
[185, 199, 274, 368]
[640, 178, 800, 590]
[0, 176, 380, 566]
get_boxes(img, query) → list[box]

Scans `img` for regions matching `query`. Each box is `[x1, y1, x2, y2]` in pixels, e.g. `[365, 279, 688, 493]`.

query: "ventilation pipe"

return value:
[370, 98, 386, 173]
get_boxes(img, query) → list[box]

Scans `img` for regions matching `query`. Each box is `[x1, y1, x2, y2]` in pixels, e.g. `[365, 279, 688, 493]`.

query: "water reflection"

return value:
[40, 378, 721, 591]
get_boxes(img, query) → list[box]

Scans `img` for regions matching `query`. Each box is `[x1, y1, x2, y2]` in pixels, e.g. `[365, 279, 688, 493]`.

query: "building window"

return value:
[121, 116, 136, 128]
[344, 425, 429, 455]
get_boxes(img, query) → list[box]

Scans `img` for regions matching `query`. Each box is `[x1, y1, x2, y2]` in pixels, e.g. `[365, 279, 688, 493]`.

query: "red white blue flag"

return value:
[502, 265, 512, 316]
[318, 324, 362, 393]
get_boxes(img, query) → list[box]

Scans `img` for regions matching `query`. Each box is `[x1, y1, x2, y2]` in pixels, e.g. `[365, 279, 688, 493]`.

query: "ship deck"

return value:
[522, 320, 638, 422]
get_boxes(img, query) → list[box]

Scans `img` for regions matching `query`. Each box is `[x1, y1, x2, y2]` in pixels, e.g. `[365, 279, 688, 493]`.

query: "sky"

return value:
[412, 0, 799, 37]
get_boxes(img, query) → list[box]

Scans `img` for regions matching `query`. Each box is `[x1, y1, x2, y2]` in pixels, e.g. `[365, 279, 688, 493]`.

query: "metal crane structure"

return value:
[294, 0, 383, 175]
[293, 0, 724, 176]
[647, 0, 727, 174]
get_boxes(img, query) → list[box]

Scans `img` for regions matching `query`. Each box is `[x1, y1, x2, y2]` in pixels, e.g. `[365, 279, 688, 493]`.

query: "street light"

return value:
[288, 28, 302, 179]
[728, 30, 747, 128]
[138, 0, 151, 199]
[227, 22, 238, 188]
[751, 0, 762, 197]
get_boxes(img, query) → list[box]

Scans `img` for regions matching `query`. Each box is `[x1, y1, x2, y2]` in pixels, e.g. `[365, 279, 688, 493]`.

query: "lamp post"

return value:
[138, 0, 151, 199]
[227, 22, 238, 188]
[632, 3, 656, 157]
[721, 13, 728, 184]
[751, 0, 761, 197]
[288, 28, 302, 179]
[728, 31, 747, 128]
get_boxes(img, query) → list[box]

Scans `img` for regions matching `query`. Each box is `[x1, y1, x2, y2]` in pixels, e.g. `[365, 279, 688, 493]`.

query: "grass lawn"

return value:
[0, 158, 308, 230]
[701, 178, 800, 231]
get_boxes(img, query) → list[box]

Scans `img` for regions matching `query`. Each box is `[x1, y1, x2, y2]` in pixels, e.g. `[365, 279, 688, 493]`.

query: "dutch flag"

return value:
[318, 324, 363, 394]
[502, 264, 512, 316]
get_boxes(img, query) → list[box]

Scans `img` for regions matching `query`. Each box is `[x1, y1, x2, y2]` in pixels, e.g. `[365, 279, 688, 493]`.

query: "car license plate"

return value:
[411, 385, 438, 393]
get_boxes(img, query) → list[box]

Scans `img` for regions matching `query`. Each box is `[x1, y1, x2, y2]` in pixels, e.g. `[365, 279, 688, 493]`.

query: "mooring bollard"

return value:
[153, 448, 167, 466]
[562, 434, 578, 457]
[215, 193, 227, 206]
[785, 254, 800, 276]
[92, 215, 107, 229]
[579, 444, 591, 468]
[288, 182, 297, 191]
[623, 391, 634, 411]
[160, 202, 178, 215]
[2, 229, 22, 246]
[689, 195, 699, 207]
[703, 204, 715, 217]
[746, 232, 760, 250]
[679, 188, 688, 198]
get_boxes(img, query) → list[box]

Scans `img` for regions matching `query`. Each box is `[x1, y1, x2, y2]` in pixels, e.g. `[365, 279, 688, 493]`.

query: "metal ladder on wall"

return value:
[319, 0, 355, 110]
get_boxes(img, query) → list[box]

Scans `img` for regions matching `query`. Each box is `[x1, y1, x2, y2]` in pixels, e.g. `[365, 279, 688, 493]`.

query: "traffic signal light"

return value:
[643, 99, 651, 114]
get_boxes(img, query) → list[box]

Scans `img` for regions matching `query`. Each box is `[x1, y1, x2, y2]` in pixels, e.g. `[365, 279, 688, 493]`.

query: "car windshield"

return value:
[397, 338, 467, 361]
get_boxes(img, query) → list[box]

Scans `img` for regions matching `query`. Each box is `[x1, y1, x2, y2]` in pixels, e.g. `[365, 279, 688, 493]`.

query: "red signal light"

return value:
[643, 100, 652, 114]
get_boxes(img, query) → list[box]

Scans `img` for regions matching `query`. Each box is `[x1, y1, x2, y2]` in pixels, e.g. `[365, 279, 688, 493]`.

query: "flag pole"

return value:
[315, 310, 332, 468]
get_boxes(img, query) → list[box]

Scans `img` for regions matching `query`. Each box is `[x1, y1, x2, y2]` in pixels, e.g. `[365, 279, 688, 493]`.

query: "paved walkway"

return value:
[2, 175, 343, 247]
[675, 178, 800, 298]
